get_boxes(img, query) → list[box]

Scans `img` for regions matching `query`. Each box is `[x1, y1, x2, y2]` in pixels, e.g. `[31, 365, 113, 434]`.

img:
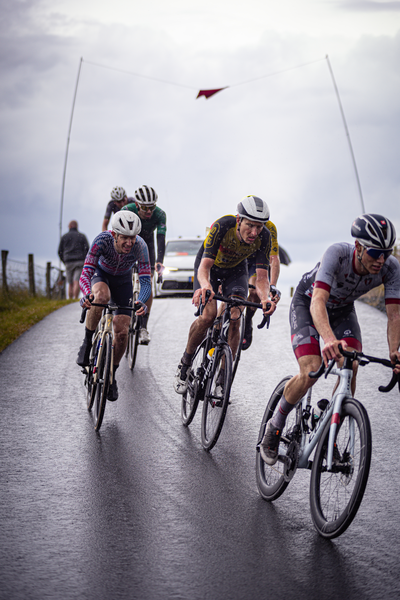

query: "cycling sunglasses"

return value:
[139, 204, 156, 213]
[360, 244, 393, 260]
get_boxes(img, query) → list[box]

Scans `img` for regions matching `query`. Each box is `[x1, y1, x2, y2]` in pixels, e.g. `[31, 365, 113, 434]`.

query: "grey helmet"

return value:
[237, 195, 270, 223]
[110, 211, 141, 236]
[110, 186, 127, 201]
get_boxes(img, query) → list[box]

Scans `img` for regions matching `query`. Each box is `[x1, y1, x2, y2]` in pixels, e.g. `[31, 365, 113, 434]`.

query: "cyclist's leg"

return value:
[174, 264, 217, 394]
[330, 305, 362, 396]
[221, 263, 248, 360]
[140, 237, 155, 343]
[243, 257, 257, 350]
[113, 315, 131, 364]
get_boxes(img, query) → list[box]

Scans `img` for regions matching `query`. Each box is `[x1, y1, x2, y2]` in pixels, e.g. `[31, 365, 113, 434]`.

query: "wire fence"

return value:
[1, 251, 66, 298]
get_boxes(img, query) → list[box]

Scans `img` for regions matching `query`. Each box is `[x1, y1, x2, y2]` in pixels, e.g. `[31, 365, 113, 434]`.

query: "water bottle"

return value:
[311, 398, 329, 429]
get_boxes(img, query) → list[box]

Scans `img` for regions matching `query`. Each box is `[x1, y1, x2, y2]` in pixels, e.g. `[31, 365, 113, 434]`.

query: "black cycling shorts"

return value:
[194, 258, 248, 300]
[91, 266, 133, 316]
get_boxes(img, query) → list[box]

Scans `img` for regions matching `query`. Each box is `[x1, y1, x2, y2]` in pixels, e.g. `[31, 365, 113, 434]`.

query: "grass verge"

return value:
[0, 288, 75, 353]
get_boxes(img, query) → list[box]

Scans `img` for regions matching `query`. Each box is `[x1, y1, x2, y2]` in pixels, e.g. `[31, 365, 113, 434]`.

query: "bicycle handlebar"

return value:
[194, 291, 271, 330]
[308, 344, 400, 393]
[79, 302, 140, 324]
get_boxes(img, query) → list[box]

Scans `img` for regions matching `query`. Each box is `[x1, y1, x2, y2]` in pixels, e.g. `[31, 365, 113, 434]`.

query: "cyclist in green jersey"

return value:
[122, 185, 167, 344]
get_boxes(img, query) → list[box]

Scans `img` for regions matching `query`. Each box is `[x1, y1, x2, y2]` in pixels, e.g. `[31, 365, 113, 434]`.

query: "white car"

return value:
[154, 237, 203, 297]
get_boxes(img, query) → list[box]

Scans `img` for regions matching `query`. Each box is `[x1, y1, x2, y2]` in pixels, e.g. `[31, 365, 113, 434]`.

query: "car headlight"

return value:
[163, 267, 179, 275]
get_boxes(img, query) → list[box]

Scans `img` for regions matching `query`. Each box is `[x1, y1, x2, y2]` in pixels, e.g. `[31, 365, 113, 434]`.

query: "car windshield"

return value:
[165, 240, 203, 256]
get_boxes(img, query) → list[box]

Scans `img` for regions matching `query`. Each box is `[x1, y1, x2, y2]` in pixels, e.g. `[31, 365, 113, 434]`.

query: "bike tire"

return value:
[231, 312, 244, 384]
[201, 344, 232, 451]
[255, 375, 294, 501]
[309, 398, 372, 539]
[94, 332, 112, 432]
[86, 336, 99, 411]
[181, 339, 208, 427]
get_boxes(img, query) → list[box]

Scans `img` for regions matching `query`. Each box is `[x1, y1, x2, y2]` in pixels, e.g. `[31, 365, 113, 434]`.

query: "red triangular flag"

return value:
[196, 87, 227, 99]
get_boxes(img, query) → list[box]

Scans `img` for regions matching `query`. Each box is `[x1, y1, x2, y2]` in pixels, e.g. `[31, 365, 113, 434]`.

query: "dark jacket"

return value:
[58, 228, 90, 264]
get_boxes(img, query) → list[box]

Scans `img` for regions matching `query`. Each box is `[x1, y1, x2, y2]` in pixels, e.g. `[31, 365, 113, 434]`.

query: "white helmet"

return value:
[135, 185, 158, 205]
[111, 186, 126, 201]
[110, 211, 141, 236]
[237, 195, 270, 223]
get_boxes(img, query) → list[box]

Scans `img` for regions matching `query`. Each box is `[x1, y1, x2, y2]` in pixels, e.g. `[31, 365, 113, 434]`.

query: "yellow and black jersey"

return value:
[201, 215, 271, 270]
[266, 220, 279, 257]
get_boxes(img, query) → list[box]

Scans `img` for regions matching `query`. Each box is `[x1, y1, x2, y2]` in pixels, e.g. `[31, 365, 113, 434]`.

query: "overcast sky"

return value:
[1, 0, 399, 291]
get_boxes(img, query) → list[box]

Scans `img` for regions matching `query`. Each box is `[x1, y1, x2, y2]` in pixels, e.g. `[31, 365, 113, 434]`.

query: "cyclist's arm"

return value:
[255, 267, 276, 316]
[193, 257, 215, 307]
[156, 232, 166, 270]
[269, 255, 280, 287]
[386, 302, 400, 373]
[310, 286, 346, 365]
[102, 218, 109, 232]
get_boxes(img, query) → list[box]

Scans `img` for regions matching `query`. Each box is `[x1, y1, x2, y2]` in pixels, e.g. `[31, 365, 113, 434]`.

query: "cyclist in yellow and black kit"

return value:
[174, 195, 277, 395]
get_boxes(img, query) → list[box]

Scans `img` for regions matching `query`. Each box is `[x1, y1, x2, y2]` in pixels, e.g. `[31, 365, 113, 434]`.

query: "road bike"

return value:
[80, 302, 138, 431]
[125, 264, 163, 369]
[181, 292, 270, 451]
[255, 346, 400, 538]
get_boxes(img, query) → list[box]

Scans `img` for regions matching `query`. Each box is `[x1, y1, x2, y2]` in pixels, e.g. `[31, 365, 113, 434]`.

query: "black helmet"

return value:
[351, 214, 396, 250]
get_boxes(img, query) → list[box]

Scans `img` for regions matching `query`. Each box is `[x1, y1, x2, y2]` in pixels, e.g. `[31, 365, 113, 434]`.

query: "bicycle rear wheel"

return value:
[181, 339, 207, 426]
[255, 376, 294, 501]
[310, 398, 372, 539]
[201, 344, 232, 451]
[94, 332, 112, 432]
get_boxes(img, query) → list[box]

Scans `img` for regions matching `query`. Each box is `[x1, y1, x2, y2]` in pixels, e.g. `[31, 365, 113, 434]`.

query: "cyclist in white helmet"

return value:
[102, 186, 130, 231]
[260, 213, 400, 466]
[77, 211, 151, 401]
[174, 195, 277, 395]
[122, 185, 167, 345]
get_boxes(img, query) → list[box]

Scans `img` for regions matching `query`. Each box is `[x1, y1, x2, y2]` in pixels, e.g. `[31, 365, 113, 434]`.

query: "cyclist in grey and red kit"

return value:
[261, 214, 400, 465]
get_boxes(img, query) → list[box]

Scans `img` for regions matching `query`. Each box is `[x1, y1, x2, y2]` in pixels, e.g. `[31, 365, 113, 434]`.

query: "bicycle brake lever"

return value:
[79, 307, 88, 324]
[194, 289, 212, 317]
[257, 314, 270, 330]
[257, 302, 271, 329]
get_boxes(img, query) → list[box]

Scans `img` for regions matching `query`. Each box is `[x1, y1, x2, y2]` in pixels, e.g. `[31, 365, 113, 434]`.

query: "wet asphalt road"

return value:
[1, 295, 400, 600]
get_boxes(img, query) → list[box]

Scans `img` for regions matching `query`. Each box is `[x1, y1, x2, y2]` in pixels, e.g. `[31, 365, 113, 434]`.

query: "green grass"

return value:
[0, 287, 75, 353]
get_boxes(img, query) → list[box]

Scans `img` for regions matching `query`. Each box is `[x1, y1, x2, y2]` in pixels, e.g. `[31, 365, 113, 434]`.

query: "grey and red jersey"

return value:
[296, 242, 400, 309]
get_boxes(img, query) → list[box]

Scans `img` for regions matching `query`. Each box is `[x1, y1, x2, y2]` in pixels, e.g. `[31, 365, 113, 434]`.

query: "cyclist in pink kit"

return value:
[261, 214, 400, 465]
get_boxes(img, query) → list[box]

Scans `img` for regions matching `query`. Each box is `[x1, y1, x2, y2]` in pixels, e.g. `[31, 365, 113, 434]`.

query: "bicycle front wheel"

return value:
[310, 398, 372, 539]
[86, 337, 99, 411]
[181, 339, 207, 427]
[255, 376, 294, 501]
[201, 344, 232, 451]
[94, 332, 112, 432]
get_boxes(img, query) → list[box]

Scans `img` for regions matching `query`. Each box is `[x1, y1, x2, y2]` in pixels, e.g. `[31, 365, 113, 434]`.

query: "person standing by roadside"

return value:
[58, 220, 90, 299]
